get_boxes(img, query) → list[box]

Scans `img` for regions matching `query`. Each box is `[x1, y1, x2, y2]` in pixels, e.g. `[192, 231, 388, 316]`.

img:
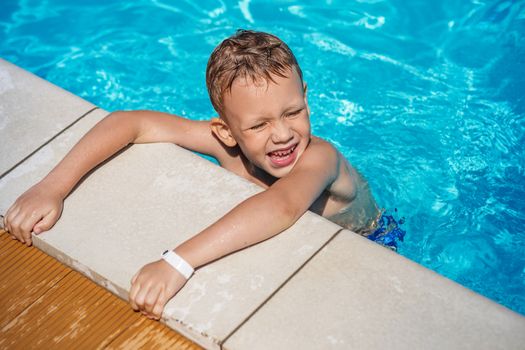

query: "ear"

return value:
[303, 83, 310, 115]
[210, 117, 237, 147]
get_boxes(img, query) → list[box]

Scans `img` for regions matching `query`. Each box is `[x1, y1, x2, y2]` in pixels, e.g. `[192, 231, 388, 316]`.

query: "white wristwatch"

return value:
[161, 250, 194, 279]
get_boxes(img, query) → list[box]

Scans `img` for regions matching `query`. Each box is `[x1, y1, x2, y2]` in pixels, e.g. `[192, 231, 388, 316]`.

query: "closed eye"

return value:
[250, 122, 266, 130]
[285, 108, 304, 118]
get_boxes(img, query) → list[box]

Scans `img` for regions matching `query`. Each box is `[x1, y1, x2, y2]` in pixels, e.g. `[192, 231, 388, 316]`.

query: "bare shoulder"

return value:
[308, 135, 357, 200]
[300, 136, 340, 169]
[307, 135, 339, 158]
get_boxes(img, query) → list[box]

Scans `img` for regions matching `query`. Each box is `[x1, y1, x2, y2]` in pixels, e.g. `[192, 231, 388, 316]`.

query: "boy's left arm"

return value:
[129, 140, 339, 320]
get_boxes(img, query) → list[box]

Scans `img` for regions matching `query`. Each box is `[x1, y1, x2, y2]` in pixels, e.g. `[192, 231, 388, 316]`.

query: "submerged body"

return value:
[313, 156, 381, 236]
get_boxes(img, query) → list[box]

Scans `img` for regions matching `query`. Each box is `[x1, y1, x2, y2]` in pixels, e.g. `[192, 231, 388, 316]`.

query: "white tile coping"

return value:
[0, 108, 341, 348]
[1, 62, 524, 349]
[223, 230, 525, 349]
[0, 58, 97, 177]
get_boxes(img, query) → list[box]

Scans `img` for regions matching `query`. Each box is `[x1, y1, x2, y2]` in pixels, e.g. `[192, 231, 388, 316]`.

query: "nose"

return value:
[271, 119, 293, 144]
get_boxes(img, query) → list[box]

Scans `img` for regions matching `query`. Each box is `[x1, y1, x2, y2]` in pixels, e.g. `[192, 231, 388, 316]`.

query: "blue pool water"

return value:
[1, 0, 524, 315]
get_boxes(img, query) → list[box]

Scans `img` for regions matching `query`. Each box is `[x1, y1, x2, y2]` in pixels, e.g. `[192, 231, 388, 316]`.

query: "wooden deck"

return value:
[0, 229, 203, 349]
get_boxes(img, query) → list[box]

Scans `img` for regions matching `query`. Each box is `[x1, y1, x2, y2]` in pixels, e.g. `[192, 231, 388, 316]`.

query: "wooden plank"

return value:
[105, 316, 200, 350]
[0, 233, 71, 329]
[0, 230, 202, 349]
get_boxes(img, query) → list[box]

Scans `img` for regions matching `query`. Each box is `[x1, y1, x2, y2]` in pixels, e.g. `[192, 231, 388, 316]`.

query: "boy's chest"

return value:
[310, 160, 359, 217]
[309, 189, 354, 218]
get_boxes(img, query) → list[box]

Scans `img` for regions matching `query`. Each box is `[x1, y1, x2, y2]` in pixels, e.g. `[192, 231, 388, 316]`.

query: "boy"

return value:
[3, 30, 385, 321]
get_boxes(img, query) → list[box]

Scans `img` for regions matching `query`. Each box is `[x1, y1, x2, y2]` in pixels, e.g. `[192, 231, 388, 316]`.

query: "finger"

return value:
[22, 232, 33, 246]
[13, 210, 37, 246]
[6, 202, 21, 221]
[5, 220, 14, 236]
[144, 285, 162, 314]
[20, 217, 39, 236]
[20, 213, 42, 247]
[9, 212, 25, 243]
[33, 210, 59, 234]
[4, 205, 14, 227]
[129, 281, 141, 311]
[152, 291, 166, 320]
[2, 214, 8, 233]
[131, 272, 138, 285]
[4, 205, 19, 235]
[134, 284, 151, 312]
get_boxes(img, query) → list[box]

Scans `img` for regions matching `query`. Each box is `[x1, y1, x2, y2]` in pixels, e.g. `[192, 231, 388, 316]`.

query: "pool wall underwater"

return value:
[1, 58, 524, 349]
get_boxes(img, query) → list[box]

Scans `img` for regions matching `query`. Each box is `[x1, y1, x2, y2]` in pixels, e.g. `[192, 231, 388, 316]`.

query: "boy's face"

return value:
[221, 68, 311, 178]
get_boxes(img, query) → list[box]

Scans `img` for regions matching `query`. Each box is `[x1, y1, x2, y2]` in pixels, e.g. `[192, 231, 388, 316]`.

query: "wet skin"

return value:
[3, 67, 381, 321]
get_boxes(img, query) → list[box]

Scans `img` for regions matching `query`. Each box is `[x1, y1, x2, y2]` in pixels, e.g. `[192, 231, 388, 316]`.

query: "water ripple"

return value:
[1, 0, 524, 315]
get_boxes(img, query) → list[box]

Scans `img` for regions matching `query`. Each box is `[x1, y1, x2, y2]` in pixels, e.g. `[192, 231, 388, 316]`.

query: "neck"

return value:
[240, 153, 277, 188]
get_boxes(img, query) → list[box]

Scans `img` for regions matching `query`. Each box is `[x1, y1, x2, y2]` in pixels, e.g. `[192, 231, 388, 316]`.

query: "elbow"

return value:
[107, 110, 134, 124]
[104, 110, 141, 143]
[105, 110, 128, 126]
[274, 195, 304, 227]
[253, 189, 308, 232]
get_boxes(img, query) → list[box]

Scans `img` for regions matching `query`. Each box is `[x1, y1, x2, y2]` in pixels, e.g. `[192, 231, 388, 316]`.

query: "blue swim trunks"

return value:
[367, 209, 406, 250]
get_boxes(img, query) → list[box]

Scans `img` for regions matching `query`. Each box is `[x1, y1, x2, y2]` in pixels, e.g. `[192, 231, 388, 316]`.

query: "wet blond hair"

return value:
[206, 29, 303, 117]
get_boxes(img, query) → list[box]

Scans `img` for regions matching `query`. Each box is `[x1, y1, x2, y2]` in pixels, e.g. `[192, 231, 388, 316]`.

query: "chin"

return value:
[264, 141, 305, 178]
[265, 158, 298, 178]
[268, 168, 290, 178]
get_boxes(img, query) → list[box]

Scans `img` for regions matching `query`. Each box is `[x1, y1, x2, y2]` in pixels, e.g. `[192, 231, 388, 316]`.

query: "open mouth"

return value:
[267, 144, 298, 167]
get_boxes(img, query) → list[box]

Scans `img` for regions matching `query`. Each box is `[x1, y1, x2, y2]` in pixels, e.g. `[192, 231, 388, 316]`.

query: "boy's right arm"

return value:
[4, 110, 222, 246]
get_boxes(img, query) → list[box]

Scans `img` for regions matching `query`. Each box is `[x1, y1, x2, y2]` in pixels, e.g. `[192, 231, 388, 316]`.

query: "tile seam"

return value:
[220, 227, 344, 348]
[0, 106, 100, 179]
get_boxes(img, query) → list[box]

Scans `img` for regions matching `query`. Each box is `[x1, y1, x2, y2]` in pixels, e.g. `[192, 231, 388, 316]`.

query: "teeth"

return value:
[270, 145, 295, 158]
